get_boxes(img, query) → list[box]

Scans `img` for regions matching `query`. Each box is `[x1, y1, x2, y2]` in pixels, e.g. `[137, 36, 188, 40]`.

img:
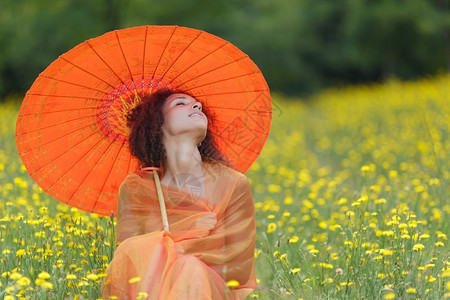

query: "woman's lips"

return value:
[189, 112, 204, 118]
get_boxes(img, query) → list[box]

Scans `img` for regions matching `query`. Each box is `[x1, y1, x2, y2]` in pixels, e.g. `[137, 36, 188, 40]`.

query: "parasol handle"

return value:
[152, 169, 170, 232]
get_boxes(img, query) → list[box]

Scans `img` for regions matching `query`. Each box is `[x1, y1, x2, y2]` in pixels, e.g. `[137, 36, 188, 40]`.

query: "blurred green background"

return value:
[1, 0, 449, 99]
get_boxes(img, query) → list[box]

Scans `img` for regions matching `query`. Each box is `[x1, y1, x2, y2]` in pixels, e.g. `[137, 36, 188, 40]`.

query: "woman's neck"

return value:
[161, 138, 204, 184]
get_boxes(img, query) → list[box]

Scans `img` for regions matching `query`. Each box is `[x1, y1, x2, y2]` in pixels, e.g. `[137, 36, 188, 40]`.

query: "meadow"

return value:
[0, 75, 449, 299]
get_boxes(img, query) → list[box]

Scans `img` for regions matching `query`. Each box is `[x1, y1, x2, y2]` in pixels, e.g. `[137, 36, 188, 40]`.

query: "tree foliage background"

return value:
[0, 0, 449, 99]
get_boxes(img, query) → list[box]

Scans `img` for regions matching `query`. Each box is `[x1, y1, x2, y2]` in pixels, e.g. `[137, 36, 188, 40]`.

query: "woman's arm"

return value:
[221, 175, 256, 284]
[115, 182, 143, 245]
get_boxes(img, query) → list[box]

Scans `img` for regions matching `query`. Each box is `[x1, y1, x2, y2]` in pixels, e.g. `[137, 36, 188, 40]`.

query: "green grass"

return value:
[0, 75, 449, 299]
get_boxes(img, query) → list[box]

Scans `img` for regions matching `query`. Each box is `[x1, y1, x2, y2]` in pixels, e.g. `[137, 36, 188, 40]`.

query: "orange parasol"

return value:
[15, 25, 271, 216]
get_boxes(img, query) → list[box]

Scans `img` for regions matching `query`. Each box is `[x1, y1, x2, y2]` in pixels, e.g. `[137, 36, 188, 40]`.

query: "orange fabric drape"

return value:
[102, 160, 257, 299]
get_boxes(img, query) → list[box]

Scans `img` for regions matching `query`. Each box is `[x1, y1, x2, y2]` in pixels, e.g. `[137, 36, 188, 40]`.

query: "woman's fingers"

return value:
[195, 212, 217, 229]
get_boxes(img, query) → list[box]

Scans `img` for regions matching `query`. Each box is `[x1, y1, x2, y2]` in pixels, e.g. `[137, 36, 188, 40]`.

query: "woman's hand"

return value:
[175, 244, 185, 255]
[194, 212, 217, 230]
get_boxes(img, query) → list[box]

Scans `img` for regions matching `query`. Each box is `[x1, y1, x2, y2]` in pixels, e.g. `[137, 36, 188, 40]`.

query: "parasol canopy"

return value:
[15, 25, 271, 216]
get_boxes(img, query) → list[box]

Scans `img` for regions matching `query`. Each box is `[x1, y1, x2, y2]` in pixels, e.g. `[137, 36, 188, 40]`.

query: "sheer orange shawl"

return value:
[101, 161, 257, 299]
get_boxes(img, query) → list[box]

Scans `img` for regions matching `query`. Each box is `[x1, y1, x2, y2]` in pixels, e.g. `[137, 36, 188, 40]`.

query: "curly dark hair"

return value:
[126, 89, 230, 172]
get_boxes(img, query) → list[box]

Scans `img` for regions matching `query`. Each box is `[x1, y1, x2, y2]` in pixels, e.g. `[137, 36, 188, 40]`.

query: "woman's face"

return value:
[161, 93, 208, 143]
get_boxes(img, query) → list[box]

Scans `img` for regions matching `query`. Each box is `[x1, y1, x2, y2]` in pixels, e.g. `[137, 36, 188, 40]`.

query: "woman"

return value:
[102, 90, 257, 299]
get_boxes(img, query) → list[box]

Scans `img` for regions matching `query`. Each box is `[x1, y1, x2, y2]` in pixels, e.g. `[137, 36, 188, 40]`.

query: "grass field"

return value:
[0, 75, 449, 299]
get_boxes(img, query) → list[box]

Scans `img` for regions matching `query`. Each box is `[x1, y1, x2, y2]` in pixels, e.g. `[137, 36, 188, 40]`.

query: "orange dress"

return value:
[101, 161, 257, 299]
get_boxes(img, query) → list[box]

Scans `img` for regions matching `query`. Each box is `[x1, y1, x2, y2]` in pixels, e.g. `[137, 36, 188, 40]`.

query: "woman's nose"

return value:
[192, 102, 202, 111]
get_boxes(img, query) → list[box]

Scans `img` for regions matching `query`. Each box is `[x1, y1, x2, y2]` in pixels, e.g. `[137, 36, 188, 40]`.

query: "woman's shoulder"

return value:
[120, 171, 154, 191]
[204, 160, 248, 182]
[120, 161, 248, 187]
[121, 172, 144, 183]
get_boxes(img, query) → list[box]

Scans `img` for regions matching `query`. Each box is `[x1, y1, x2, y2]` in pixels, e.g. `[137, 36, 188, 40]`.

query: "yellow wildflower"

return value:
[398, 223, 407, 229]
[128, 277, 141, 284]
[329, 224, 341, 231]
[267, 223, 277, 234]
[86, 274, 99, 281]
[379, 249, 394, 256]
[38, 271, 51, 280]
[289, 236, 299, 243]
[360, 165, 370, 172]
[77, 280, 89, 287]
[412, 243, 425, 251]
[441, 269, 450, 278]
[437, 232, 447, 240]
[16, 249, 26, 258]
[309, 249, 319, 255]
[10, 272, 23, 280]
[41, 280, 53, 289]
[254, 249, 262, 258]
[419, 233, 430, 239]
[137, 292, 149, 299]
[16, 276, 31, 286]
[382, 230, 394, 236]
[2, 271, 10, 277]
[318, 263, 333, 269]
[226, 280, 240, 287]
